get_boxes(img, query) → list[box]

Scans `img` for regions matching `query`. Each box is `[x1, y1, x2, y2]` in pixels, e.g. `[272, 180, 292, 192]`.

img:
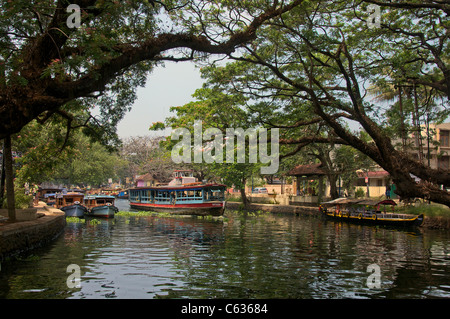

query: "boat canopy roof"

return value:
[57, 192, 83, 197]
[129, 183, 226, 191]
[85, 195, 115, 199]
[321, 198, 397, 207]
[44, 193, 58, 197]
[358, 199, 397, 206]
[321, 198, 363, 206]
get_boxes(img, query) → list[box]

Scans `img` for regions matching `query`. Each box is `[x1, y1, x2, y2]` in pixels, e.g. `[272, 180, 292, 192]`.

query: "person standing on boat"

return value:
[171, 191, 176, 205]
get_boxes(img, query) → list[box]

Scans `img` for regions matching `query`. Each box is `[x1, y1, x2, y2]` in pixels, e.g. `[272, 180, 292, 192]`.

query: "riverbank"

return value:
[225, 201, 450, 230]
[226, 201, 319, 216]
[0, 202, 66, 261]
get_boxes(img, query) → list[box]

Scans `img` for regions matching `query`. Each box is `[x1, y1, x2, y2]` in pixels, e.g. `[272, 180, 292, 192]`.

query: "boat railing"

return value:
[333, 210, 416, 220]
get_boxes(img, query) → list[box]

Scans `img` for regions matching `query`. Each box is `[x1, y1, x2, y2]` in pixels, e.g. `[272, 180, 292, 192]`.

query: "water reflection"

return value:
[0, 205, 449, 299]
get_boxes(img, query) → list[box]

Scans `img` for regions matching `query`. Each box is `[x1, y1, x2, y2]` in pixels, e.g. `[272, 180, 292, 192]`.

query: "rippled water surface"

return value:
[1, 199, 449, 299]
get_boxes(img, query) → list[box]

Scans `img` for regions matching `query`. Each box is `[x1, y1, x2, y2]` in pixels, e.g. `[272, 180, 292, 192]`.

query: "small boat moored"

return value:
[56, 192, 87, 218]
[38, 187, 62, 204]
[43, 193, 58, 206]
[320, 198, 424, 228]
[117, 190, 129, 199]
[84, 195, 118, 218]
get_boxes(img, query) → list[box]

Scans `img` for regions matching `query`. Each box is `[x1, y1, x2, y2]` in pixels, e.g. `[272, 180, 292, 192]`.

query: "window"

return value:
[204, 187, 225, 201]
[440, 130, 449, 147]
[130, 190, 140, 202]
[155, 190, 170, 202]
[356, 178, 366, 186]
[438, 156, 449, 170]
[140, 190, 151, 202]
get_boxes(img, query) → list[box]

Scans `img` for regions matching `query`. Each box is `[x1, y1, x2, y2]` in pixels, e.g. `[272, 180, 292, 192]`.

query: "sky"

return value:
[115, 59, 364, 140]
[116, 61, 205, 139]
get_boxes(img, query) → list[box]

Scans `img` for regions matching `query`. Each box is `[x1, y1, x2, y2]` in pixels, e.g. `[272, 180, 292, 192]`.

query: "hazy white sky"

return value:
[115, 60, 366, 140]
[117, 61, 204, 139]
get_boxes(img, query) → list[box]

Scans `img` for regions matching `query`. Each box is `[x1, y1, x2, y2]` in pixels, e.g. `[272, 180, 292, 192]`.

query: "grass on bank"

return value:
[65, 217, 101, 224]
[398, 203, 450, 218]
[65, 210, 266, 224]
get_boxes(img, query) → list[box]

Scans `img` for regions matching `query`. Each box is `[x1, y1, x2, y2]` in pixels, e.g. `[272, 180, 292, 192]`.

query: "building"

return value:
[134, 173, 159, 187]
[407, 122, 450, 170]
[287, 163, 328, 205]
[355, 169, 392, 198]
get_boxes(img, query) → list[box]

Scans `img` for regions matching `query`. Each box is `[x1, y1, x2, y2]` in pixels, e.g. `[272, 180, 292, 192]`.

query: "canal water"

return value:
[0, 199, 449, 299]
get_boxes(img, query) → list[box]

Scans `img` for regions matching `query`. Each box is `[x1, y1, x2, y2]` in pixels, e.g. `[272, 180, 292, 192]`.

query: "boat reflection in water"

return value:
[129, 170, 226, 216]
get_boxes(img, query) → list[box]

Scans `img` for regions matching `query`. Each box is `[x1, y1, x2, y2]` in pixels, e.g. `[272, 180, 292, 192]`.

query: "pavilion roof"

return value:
[287, 163, 327, 176]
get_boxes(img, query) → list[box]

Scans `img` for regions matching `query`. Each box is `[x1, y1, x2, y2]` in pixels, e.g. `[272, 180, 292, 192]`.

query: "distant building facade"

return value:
[135, 173, 159, 187]
[405, 122, 450, 170]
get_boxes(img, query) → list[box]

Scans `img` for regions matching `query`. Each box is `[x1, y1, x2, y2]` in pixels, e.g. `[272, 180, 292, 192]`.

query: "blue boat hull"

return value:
[61, 204, 87, 218]
[86, 205, 118, 218]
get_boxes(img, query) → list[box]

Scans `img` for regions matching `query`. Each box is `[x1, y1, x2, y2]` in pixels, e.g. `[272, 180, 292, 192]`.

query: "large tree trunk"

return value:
[0, 141, 5, 208]
[240, 177, 249, 208]
[4, 135, 16, 221]
[312, 96, 450, 207]
[327, 173, 339, 199]
[240, 187, 249, 208]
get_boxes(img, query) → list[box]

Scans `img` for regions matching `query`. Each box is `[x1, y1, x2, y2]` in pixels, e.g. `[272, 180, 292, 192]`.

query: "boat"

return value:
[319, 198, 424, 227]
[43, 192, 58, 206]
[55, 192, 87, 217]
[117, 190, 129, 199]
[38, 187, 62, 202]
[84, 195, 118, 218]
[128, 170, 226, 216]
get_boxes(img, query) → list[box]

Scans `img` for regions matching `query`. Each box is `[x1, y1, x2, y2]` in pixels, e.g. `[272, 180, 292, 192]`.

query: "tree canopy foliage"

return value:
[13, 120, 126, 187]
[1, 0, 449, 211]
[0, 0, 303, 142]
[154, 0, 450, 206]
[0, 0, 303, 217]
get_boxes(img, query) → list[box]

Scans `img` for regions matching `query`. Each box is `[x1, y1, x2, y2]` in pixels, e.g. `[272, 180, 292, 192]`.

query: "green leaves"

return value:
[13, 118, 124, 187]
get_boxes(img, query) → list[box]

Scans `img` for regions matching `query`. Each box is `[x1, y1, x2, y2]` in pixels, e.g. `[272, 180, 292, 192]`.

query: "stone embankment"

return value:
[0, 202, 66, 261]
[225, 202, 450, 230]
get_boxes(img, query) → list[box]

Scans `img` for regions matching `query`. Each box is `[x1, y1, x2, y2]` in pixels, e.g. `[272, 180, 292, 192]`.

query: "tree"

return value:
[150, 87, 265, 207]
[0, 0, 303, 139]
[121, 135, 180, 183]
[52, 136, 124, 187]
[14, 123, 125, 188]
[190, 0, 450, 206]
[13, 117, 81, 185]
[0, 0, 304, 219]
[119, 135, 163, 183]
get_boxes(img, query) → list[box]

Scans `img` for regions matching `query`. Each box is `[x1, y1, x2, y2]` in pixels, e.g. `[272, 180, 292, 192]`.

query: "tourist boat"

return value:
[320, 198, 424, 227]
[55, 192, 87, 217]
[84, 195, 118, 218]
[128, 170, 226, 216]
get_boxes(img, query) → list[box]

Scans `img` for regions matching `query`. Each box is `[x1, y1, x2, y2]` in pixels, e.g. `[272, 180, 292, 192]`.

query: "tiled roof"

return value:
[287, 163, 327, 176]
